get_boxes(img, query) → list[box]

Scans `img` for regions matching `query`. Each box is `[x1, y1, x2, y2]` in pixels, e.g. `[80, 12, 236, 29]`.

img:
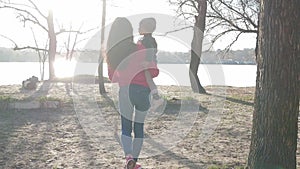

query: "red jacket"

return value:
[108, 43, 159, 87]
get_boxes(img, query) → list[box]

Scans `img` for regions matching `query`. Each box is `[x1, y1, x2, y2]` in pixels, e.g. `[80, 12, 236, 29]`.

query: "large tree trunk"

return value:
[47, 10, 56, 80]
[98, 0, 107, 94]
[190, 0, 206, 94]
[247, 0, 300, 168]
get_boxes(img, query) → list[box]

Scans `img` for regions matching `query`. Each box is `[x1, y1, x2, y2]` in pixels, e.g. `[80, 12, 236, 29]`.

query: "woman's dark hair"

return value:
[106, 17, 136, 70]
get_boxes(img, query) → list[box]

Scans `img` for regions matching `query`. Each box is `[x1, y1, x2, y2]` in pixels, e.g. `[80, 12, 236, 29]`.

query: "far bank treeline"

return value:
[0, 47, 256, 64]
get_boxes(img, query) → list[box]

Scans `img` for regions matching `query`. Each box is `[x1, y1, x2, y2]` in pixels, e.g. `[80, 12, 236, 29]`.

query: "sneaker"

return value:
[133, 163, 142, 169]
[149, 97, 164, 112]
[125, 154, 136, 169]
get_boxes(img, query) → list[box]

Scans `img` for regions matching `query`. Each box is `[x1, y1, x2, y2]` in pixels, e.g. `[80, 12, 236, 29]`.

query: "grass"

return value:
[0, 95, 17, 102]
[208, 165, 245, 169]
[38, 96, 62, 102]
[230, 94, 254, 102]
[0, 96, 17, 110]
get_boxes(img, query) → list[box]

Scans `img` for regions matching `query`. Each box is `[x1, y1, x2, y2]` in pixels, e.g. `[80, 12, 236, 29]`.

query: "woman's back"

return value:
[106, 17, 135, 70]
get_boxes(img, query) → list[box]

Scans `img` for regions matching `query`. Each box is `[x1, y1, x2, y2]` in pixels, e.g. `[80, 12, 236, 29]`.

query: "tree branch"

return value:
[1, 32, 48, 52]
[217, 0, 257, 28]
[224, 31, 243, 52]
[156, 25, 193, 36]
[169, 0, 258, 52]
[28, 0, 47, 19]
[13, 46, 48, 52]
[55, 26, 99, 35]
[207, 13, 256, 33]
[0, 5, 48, 32]
[0, 34, 18, 47]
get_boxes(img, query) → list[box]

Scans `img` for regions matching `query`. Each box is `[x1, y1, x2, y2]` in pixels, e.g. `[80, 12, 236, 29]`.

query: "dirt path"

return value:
[0, 82, 299, 169]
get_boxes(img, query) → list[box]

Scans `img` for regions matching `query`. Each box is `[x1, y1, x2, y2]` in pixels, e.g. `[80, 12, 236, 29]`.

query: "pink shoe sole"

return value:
[125, 155, 136, 169]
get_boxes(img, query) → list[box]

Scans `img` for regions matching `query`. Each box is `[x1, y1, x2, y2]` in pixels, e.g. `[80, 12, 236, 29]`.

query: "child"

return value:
[137, 17, 164, 112]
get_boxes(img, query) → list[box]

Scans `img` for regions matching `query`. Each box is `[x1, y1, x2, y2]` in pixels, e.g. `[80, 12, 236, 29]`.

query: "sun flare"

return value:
[54, 58, 77, 78]
[38, 0, 93, 23]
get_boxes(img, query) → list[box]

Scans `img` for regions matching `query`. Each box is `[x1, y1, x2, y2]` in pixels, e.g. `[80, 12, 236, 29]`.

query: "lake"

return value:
[0, 62, 257, 87]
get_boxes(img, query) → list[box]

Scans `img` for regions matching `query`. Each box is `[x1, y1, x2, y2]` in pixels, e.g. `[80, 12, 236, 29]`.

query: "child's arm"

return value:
[144, 69, 157, 91]
[144, 69, 161, 100]
[143, 61, 161, 101]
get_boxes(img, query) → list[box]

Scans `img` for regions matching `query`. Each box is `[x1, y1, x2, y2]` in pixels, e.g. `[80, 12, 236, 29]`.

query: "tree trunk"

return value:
[47, 10, 56, 80]
[98, 0, 107, 94]
[98, 56, 106, 94]
[190, 0, 206, 94]
[247, 0, 300, 168]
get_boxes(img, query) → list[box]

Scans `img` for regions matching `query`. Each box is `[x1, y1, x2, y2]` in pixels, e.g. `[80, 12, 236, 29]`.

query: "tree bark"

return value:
[190, 0, 206, 93]
[47, 10, 56, 80]
[247, 0, 300, 168]
[98, 0, 107, 94]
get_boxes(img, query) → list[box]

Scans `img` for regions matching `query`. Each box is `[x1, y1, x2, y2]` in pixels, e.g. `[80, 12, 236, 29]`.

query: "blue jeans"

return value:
[119, 84, 150, 161]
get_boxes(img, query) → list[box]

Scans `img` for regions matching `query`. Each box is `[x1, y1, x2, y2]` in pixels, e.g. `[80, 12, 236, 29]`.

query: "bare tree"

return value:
[169, 0, 259, 92]
[47, 9, 56, 79]
[0, 0, 95, 80]
[206, 0, 259, 51]
[98, 0, 107, 94]
[31, 27, 47, 80]
[247, 0, 300, 168]
[0, 0, 57, 79]
[62, 23, 94, 60]
[170, 0, 207, 93]
[0, 26, 48, 80]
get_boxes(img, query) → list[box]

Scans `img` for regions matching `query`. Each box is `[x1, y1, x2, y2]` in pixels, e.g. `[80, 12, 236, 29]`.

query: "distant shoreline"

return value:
[0, 61, 256, 65]
[0, 63, 257, 86]
[0, 47, 256, 64]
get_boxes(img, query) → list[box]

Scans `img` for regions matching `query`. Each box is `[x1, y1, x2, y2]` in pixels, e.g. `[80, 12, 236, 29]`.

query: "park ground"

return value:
[0, 79, 299, 169]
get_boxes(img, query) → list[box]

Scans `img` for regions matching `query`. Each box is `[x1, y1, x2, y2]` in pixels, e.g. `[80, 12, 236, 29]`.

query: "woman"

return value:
[106, 17, 159, 169]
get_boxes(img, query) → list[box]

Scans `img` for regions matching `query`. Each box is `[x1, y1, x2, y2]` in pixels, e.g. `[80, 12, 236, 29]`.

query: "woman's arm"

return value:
[107, 65, 119, 82]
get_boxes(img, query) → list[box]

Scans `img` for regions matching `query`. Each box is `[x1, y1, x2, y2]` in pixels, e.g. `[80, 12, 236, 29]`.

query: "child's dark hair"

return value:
[139, 17, 156, 33]
[106, 17, 136, 70]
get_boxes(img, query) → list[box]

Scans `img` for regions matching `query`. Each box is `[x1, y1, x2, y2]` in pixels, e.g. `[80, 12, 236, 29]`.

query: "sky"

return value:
[0, 0, 256, 52]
